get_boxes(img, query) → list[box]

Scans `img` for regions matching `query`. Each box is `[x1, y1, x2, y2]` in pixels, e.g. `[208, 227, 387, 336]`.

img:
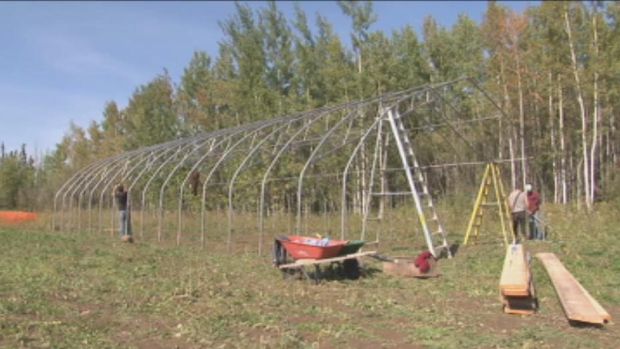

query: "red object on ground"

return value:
[0, 211, 38, 224]
[280, 235, 347, 260]
[414, 251, 434, 274]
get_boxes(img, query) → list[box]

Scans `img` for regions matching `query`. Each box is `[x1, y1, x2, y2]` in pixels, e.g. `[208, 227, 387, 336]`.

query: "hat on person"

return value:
[525, 184, 532, 192]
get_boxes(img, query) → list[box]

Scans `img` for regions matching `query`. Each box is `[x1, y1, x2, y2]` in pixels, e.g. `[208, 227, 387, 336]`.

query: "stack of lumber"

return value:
[499, 244, 537, 315]
[536, 253, 611, 325]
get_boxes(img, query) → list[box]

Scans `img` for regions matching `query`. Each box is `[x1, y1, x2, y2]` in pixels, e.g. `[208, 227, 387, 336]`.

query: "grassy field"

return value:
[1, 204, 619, 348]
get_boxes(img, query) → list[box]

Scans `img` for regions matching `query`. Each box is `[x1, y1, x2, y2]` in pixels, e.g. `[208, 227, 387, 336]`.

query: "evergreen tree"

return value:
[0, 145, 36, 209]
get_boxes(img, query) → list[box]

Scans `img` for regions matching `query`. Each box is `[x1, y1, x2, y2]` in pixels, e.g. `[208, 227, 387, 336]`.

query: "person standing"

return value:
[508, 187, 528, 242]
[114, 184, 132, 242]
[526, 184, 542, 240]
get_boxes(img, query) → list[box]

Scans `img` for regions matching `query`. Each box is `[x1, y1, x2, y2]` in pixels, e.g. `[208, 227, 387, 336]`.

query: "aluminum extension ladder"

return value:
[386, 108, 452, 258]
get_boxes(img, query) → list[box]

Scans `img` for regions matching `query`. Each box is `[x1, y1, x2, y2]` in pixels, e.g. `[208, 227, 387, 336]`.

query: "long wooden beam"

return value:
[500, 244, 530, 297]
[499, 244, 537, 314]
[536, 252, 611, 325]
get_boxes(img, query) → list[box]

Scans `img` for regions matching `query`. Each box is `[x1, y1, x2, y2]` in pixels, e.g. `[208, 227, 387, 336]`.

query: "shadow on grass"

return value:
[568, 320, 607, 329]
[311, 262, 383, 283]
[448, 243, 461, 257]
[280, 260, 382, 284]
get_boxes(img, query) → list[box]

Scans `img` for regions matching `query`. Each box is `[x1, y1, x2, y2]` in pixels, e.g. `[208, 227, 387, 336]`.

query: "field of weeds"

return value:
[1, 204, 619, 348]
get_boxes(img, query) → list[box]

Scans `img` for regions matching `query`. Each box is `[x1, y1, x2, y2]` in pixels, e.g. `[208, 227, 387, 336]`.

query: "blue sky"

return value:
[0, 1, 534, 156]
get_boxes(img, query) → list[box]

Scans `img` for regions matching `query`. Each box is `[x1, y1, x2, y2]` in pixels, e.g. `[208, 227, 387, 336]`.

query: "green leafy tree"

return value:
[220, 3, 270, 123]
[35, 0, 620, 210]
[291, 4, 318, 107]
[314, 14, 355, 105]
[363, 31, 397, 95]
[178, 51, 216, 133]
[260, 1, 295, 114]
[451, 14, 485, 80]
[391, 26, 430, 88]
[99, 101, 127, 156]
[338, 0, 377, 75]
[124, 73, 179, 149]
[423, 16, 456, 83]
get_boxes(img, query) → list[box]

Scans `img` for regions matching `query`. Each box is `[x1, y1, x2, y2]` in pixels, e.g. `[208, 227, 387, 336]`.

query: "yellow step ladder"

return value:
[463, 163, 513, 246]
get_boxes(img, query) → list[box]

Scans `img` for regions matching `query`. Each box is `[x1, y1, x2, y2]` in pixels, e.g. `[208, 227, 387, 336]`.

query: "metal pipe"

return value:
[140, 142, 197, 240]
[52, 158, 104, 231]
[296, 109, 360, 233]
[257, 112, 328, 255]
[64, 152, 131, 232]
[176, 133, 244, 247]
[157, 137, 214, 243]
[200, 121, 279, 251]
[361, 118, 384, 241]
[89, 149, 157, 232]
[227, 123, 289, 252]
[340, 117, 381, 239]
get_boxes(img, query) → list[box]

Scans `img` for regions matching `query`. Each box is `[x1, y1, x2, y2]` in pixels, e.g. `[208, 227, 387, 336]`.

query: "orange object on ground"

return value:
[0, 211, 38, 224]
[280, 235, 347, 260]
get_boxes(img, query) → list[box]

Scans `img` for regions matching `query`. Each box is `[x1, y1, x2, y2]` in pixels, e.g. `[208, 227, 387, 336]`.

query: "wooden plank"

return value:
[536, 252, 611, 324]
[503, 303, 536, 315]
[499, 244, 531, 296]
[278, 251, 377, 269]
[501, 279, 537, 315]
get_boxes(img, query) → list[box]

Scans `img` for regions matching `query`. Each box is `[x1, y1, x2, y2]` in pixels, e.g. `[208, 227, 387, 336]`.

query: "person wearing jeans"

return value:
[526, 184, 542, 240]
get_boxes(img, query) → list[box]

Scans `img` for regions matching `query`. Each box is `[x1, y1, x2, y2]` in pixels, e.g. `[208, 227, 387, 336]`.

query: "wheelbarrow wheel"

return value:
[342, 258, 361, 280]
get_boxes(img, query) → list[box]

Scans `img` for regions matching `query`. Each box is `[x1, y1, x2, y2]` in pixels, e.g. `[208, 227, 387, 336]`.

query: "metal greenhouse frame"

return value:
[52, 77, 508, 257]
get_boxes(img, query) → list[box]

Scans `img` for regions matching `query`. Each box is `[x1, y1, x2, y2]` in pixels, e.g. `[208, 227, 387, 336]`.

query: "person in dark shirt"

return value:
[114, 184, 132, 241]
[189, 170, 201, 196]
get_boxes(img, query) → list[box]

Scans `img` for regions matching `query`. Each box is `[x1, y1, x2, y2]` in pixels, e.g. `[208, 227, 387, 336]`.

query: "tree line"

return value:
[1, 1, 619, 211]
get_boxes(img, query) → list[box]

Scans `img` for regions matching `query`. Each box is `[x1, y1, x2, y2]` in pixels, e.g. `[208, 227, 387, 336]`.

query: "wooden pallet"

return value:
[499, 244, 537, 315]
[536, 252, 611, 325]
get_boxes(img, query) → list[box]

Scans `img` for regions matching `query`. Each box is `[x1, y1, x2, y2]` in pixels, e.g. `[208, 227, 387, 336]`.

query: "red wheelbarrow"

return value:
[273, 235, 376, 283]
[279, 235, 348, 259]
